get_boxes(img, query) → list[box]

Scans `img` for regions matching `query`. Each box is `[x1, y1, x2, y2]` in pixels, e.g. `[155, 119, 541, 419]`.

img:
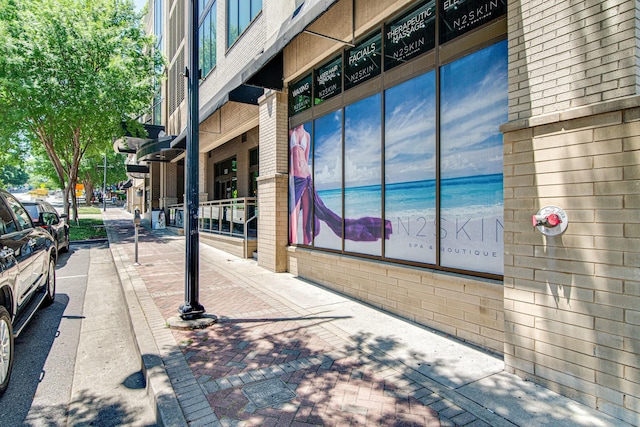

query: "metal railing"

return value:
[167, 197, 257, 241]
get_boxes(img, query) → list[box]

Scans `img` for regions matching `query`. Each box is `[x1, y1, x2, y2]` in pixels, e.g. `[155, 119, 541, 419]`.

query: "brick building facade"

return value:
[121, 1, 639, 423]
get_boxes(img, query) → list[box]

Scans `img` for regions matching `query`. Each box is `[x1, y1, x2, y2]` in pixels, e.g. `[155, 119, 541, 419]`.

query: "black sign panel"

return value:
[314, 56, 342, 105]
[440, 0, 506, 43]
[384, 1, 435, 71]
[289, 74, 312, 116]
[345, 32, 382, 90]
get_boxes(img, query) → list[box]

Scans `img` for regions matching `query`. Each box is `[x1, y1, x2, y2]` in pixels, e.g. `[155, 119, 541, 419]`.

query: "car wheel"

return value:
[42, 257, 56, 306]
[0, 306, 14, 397]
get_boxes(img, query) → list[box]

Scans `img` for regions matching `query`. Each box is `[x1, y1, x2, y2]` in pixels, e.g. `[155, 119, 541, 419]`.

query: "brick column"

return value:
[257, 89, 289, 272]
[160, 162, 179, 209]
[150, 163, 160, 210]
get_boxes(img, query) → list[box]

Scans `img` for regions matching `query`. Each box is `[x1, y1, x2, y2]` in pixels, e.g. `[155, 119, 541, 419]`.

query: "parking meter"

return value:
[133, 208, 141, 265]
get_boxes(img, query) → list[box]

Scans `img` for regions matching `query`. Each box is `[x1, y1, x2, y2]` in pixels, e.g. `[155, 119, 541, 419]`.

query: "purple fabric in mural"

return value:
[293, 176, 392, 242]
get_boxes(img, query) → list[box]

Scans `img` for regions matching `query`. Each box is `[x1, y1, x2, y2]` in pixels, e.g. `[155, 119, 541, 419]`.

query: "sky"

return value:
[134, 0, 147, 13]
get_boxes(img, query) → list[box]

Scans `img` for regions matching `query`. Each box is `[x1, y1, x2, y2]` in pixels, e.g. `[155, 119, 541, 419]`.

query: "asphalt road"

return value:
[0, 242, 156, 426]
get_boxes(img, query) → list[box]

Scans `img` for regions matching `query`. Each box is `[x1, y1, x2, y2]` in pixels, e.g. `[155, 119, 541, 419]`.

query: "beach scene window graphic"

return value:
[384, 70, 436, 264]
[289, 39, 507, 276]
[440, 40, 507, 275]
[289, 112, 392, 252]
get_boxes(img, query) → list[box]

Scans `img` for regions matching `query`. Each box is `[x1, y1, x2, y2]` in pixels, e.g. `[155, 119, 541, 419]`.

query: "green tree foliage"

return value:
[80, 150, 127, 205]
[0, 0, 163, 219]
[0, 164, 29, 187]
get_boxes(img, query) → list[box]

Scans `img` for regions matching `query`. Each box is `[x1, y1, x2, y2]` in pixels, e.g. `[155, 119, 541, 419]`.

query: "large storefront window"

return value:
[384, 71, 436, 264]
[440, 41, 507, 275]
[313, 111, 343, 250]
[289, 123, 312, 245]
[288, 0, 506, 277]
[344, 94, 384, 256]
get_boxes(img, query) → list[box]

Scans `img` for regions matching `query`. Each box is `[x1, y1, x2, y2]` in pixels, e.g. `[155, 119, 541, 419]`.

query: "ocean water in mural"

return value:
[292, 39, 507, 275]
[440, 40, 507, 275]
[316, 174, 503, 271]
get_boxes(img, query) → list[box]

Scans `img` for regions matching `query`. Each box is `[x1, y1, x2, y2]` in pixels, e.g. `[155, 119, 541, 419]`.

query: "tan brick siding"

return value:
[503, 102, 640, 424]
[257, 90, 289, 272]
[507, 0, 639, 121]
[287, 247, 505, 354]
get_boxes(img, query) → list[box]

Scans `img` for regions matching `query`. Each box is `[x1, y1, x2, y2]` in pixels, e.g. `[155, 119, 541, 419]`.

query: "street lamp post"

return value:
[178, 0, 205, 320]
[98, 153, 113, 212]
[103, 153, 107, 212]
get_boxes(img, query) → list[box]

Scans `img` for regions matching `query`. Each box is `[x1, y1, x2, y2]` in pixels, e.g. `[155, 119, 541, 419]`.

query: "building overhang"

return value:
[169, 0, 341, 151]
[137, 135, 183, 163]
[243, 0, 341, 91]
[170, 83, 264, 150]
[126, 164, 149, 174]
[113, 123, 166, 154]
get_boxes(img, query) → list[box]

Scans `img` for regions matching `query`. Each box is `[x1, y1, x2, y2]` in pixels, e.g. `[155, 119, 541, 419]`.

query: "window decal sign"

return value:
[289, 74, 312, 116]
[345, 32, 382, 90]
[384, 1, 435, 71]
[440, 0, 506, 43]
[314, 56, 342, 105]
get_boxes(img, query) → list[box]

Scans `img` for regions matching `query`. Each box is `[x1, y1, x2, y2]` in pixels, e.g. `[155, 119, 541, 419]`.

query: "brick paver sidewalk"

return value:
[105, 212, 498, 427]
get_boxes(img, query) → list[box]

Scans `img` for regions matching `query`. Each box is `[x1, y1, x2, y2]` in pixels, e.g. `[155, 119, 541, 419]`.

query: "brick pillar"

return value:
[257, 89, 289, 272]
[160, 162, 179, 209]
[150, 163, 160, 210]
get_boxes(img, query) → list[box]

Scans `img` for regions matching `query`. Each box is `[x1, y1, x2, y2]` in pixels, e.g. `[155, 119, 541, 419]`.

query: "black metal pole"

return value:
[179, 0, 204, 319]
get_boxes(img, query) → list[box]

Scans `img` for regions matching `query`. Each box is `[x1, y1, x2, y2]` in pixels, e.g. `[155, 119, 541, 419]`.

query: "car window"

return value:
[24, 204, 39, 220]
[5, 195, 32, 230]
[0, 199, 16, 234]
[42, 212, 59, 225]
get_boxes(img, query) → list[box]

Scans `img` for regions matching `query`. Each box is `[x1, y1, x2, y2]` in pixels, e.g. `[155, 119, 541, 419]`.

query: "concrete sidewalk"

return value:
[102, 207, 629, 427]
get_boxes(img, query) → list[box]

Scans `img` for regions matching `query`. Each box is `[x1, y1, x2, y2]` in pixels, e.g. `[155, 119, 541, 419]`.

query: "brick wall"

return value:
[502, 99, 640, 424]
[204, 127, 259, 199]
[257, 90, 289, 272]
[507, 0, 639, 121]
[288, 247, 505, 354]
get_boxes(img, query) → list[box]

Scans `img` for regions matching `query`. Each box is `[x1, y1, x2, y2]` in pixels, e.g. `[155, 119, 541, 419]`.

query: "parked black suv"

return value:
[0, 189, 57, 396]
[22, 199, 70, 254]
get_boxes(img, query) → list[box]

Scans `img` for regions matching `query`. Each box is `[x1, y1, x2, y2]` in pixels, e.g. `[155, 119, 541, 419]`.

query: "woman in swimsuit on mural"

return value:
[289, 124, 313, 244]
[289, 122, 393, 246]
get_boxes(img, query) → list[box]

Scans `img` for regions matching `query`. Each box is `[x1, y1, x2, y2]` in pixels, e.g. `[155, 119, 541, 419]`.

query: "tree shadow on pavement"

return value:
[26, 389, 156, 427]
[173, 312, 449, 426]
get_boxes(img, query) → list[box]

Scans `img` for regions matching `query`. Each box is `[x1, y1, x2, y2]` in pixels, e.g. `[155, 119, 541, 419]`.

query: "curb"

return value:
[70, 238, 109, 245]
[106, 228, 188, 427]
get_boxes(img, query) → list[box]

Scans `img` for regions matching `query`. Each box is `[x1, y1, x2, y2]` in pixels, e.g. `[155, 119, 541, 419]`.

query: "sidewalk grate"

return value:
[242, 378, 296, 409]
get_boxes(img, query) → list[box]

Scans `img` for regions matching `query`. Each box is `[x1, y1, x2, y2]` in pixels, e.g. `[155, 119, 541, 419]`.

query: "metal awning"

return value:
[137, 135, 183, 162]
[113, 123, 166, 153]
[126, 164, 149, 174]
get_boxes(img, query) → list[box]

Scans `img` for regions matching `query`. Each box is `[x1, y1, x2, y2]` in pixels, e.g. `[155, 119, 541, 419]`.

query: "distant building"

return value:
[116, 1, 640, 424]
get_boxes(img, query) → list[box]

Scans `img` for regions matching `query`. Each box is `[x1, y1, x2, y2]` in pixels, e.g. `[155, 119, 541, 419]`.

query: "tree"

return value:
[0, 164, 29, 187]
[0, 0, 162, 220]
[0, 135, 30, 188]
[80, 150, 127, 206]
